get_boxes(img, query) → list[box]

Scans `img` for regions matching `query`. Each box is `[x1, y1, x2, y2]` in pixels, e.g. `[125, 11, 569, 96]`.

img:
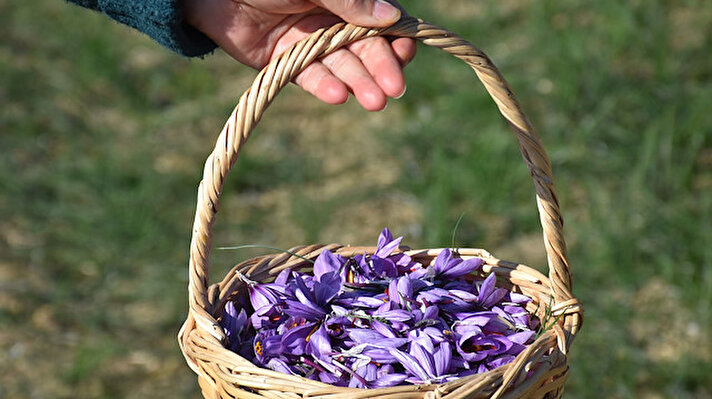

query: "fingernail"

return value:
[373, 0, 401, 22]
[395, 84, 407, 99]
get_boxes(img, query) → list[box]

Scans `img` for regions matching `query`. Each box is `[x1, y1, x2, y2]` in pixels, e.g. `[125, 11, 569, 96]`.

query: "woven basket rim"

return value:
[183, 245, 575, 398]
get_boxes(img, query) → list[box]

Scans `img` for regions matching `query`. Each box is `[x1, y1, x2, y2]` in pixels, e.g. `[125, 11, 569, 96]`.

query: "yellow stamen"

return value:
[305, 324, 320, 342]
[254, 341, 263, 356]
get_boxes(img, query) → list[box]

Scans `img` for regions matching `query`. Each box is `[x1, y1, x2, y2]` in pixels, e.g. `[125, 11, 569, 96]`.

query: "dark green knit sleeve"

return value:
[66, 0, 218, 57]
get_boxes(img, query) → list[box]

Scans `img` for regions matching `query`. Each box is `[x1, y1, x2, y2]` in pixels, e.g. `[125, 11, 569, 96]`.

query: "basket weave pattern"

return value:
[179, 16, 583, 399]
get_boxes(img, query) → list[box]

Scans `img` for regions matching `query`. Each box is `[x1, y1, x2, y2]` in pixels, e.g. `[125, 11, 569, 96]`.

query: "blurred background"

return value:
[2, 1, 711, 397]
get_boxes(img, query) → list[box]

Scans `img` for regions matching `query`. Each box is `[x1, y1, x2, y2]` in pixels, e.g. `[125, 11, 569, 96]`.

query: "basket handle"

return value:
[186, 16, 577, 340]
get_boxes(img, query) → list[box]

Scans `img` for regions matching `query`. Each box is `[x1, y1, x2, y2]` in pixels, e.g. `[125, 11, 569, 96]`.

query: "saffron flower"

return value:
[219, 228, 539, 387]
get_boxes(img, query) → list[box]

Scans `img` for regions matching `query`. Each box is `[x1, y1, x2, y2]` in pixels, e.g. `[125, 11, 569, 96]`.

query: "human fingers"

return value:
[347, 36, 406, 98]
[241, 0, 315, 14]
[320, 48, 387, 111]
[309, 0, 401, 27]
[294, 61, 350, 105]
[272, 13, 387, 110]
[294, 37, 415, 110]
[390, 37, 417, 67]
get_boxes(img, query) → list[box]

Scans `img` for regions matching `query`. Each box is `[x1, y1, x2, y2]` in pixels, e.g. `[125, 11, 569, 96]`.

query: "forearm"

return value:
[65, 0, 217, 57]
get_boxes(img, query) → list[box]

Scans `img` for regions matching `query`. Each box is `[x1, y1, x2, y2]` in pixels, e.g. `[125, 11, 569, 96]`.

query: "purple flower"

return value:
[453, 311, 501, 335]
[324, 315, 351, 338]
[370, 256, 398, 279]
[387, 275, 413, 307]
[222, 302, 247, 340]
[493, 305, 534, 331]
[274, 268, 292, 286]
[388, 346, 431, 383]
[220, 301, 252, 354]
[388, 340, 454, 384]
[266, 358, 298, 375]
[313, 249, 347, 282]
[347, 328, 409, 348]
[375, 228, 403, 258]
[456, 332, 513, 363]
[335, 292, 387, 308]
[373, 308, 413, 323]
[371, 368, 409, 388]
[433, 341, 453, 376]
[313, 271, 342, 305]
[477, 273, 508, 308]
[249, 284, 283, 315]
[349, 363, 378, 388]
[283, 299, 326, 321]
[426, 291, 474, 314]
[221, 228, 538, 387]
[283, 273, 336, 321]
[253, 330, 283, 364]
[306, 324, 333, 361]
[412, 249, 482, 280]
[485, 355, 517, 371]
[281, 322, 315, 356]
[371, 319, 398, 338]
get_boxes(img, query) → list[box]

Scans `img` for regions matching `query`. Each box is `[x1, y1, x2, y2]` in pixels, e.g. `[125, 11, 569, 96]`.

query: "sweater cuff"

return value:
[100, 0, 218, 57]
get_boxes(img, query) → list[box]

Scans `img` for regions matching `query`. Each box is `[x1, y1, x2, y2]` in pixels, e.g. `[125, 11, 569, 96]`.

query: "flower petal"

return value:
[457, 332, 496, 362]
[267, 358, 295, 375]
[284, 299, 326, 320]
[376, 228, 403, 258]
[348, 328, 408, 348]
[372, 256, 398, 278]
[307, 325, 332, 361]
[440, 258, 483, 279]
[358, 363, 378, 382]
[221, 301, 248, 339]
[410, 341, 436, 378]
[448, 289, 479, 302]
[508, 330, 535, 345]
[487, 354, 516, 370]
[377, 227, 394, 248]
[371, 373, 409, 388]
[362, 346, 399, 363]
[506, 292, 532, 304]
[433, 342, 452, 376]
[324, 315, 350, 338]
[478, 273, 496, 302]
[281, 322, 313, 356]
[432, 249, 452, 275]
[249, 285, 280, 311]
[407, 330, 435, 353]
[274, 268, 291, 286]
[478, 273, 508, 308]
[335, 294, 385, 308]
[314, 271, 341, 305]
[374, 309, 413, 322]
[313, 249, 344, 280]
[371, 320, 397, 338]
[423, 305, 440, 321]
[388, 348, 430, 381]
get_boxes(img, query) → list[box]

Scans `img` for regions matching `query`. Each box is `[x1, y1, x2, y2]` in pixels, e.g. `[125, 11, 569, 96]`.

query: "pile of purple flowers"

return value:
[220, 228, 539, 388]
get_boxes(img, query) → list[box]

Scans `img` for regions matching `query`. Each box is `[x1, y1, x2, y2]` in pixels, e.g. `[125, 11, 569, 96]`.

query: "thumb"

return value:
[310, 0, 401, 27]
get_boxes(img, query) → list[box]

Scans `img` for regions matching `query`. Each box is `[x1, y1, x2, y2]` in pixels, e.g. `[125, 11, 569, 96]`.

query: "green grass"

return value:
[2, 1, 711, 398]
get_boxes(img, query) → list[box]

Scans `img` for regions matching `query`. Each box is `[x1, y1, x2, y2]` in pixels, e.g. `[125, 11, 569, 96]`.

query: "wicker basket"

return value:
[178, 15, 583, 399]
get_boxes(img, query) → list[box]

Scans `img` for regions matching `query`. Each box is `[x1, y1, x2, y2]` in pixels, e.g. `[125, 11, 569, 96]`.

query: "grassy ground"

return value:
[2, 1, 711, 398]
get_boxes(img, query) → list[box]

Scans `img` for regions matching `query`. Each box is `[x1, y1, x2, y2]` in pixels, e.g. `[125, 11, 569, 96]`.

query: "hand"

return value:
[184, 0, 416, 111]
